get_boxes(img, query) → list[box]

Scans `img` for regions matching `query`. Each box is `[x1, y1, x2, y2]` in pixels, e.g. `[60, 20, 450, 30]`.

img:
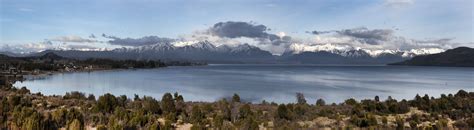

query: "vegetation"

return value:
[1, 83, 473, 129]
[0, 52, 206, 76]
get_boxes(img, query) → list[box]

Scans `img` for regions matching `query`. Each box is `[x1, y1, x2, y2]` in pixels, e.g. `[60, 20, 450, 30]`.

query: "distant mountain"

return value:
[285, 43, 444, 58]
[0, 52, 70, 64]
[37, 52, 65, 60]
[26, 42, 448, 64]
[34, 41, 275, 63]
[389, 47, 474, 67]
[279, 51, 410, 64]
[0, 51, 22, 57]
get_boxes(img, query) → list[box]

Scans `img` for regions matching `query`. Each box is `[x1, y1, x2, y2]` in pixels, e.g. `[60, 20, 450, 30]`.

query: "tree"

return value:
[455, 90, 469, 98]
[296, 93, 306, 104]
[276, 104, 290, 120]
[345, 98, 358, 106]
[87, 94, 95, 101]
[133, 94, 140, 101]
[232, 93, 241, 103]
[218, 99, 231, 121]
[174, 92, 185, 114]
[316, 98, 326, 106]
[142, 96, 161, 114]
[161, 93, 176, 114]
[97, 93, 118, 113]
[213, 114, 225, 128]
[190, 105, 204, 125]
[117, 95, 128, 107]
[239, 104, 252, 120]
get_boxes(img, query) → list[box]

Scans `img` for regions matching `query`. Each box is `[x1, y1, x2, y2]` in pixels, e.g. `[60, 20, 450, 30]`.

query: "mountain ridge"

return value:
[11, 42, 452, 64]
[389, 47, 474, 67]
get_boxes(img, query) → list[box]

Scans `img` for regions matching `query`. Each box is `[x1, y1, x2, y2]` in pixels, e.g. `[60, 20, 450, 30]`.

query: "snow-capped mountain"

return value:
[35, 41, 275, 63]
[28, 41, 447, 64]
[285, 43, 444, 58]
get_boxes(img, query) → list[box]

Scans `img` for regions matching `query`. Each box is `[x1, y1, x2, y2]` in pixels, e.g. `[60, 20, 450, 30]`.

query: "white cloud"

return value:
[50, 35, 98, 43]
[308, 27, 457, 51]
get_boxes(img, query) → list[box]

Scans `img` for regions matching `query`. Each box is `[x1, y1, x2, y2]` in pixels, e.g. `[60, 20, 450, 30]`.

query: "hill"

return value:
[389, 47, 474, 67]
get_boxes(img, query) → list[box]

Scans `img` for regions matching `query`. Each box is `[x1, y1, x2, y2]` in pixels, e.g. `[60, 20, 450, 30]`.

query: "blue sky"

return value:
[0, 0, 472, 53]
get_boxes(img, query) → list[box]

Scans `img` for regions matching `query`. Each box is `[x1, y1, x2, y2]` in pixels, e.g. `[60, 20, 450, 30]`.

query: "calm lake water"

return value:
[14, 64, 474, 103]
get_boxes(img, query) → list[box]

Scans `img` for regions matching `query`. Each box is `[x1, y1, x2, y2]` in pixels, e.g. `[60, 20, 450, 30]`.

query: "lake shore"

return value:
[14, 65, 474, 104]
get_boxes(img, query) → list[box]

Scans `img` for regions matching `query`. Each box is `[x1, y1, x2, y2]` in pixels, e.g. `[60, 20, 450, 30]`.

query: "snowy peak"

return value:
[231, 44, 259, 52]
[286, 43, 445, 58]
[189, 41, 216, 50]
[287, 43, 355, 54]
[110, 41, 270, 57]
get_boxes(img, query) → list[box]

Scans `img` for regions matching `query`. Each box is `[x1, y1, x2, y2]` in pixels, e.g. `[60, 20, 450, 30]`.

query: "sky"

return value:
[0, 0, 473, 54]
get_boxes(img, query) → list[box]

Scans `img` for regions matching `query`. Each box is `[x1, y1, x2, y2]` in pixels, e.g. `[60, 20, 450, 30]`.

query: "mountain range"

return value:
[1, 41, 451, 64]
[390, 47, 474, 67]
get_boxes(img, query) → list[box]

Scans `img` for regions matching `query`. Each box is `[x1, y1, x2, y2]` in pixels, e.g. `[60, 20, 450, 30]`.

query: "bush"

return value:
[64, 91, 86, 100]
[276, 104, 290, 120]
[161, 93, 175, 114]
[67, 119, 84, 130]
[142, 96, 161, 114]
[190, 105, 204, 125]
[97, 93, 118, 113]
[345, 98, 358, 106]
[239, 104, 252, 120]
[468, 118, 474, 128]
[316, 98, 326, 106]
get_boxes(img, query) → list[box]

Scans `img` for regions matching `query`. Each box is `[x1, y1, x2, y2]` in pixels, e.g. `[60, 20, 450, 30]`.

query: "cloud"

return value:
[308, 30, 332, 35]
[336, 27, 394, 45]
[207, 21, 293, 46]
[308, 27, 457, 50]
[102, 34, 175, 46]
[385, 0, 414, 7]
[208, 21, 272, 39]
[89, 34, 97, 39]
[0, 41, 55, 53]
[66, 45, 98, 50]
[49, 35, 98, 43]
[309, 27, 394, 45]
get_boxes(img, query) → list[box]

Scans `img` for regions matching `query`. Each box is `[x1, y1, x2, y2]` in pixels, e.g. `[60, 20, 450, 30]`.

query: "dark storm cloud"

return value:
[337, 27, 393, 45]
[309, 27, 394, 45]
[208, 21, 271, 38]
[208, 21, 293, 46]
[102, 34, 175, 46]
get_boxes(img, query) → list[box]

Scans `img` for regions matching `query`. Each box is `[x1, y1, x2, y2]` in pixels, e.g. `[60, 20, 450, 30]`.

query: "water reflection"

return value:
[14, 65, 474, 103]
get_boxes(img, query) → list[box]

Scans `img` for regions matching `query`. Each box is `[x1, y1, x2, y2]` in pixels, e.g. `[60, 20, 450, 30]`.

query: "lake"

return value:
[14, 64, 474, 103]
